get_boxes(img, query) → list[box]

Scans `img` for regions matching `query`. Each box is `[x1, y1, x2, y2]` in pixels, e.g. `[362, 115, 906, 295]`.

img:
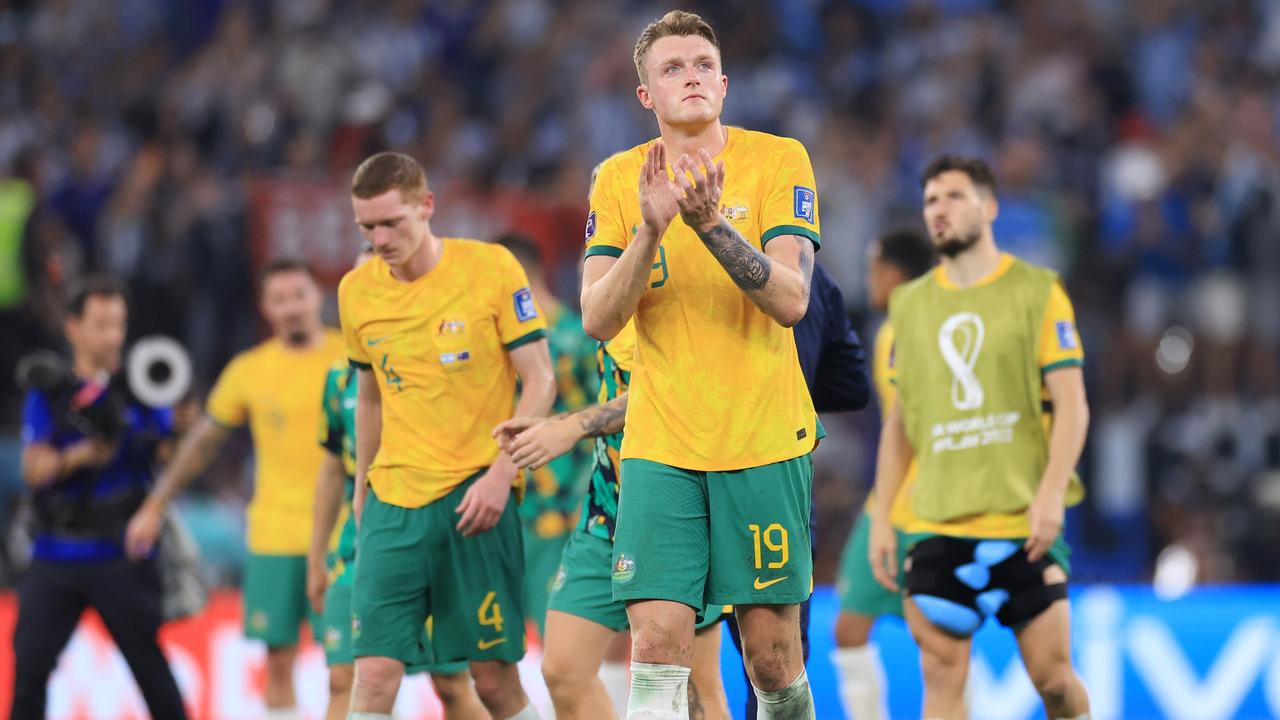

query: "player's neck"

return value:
[392, 231, 442, 282]
[278, 327, 323, 351]
[941, 235, 1001, 288]
[658, 120, 727, 163]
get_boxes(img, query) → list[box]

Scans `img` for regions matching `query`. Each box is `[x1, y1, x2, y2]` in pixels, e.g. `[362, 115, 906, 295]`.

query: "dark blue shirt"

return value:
[793, 262, 870, 413]
[21, 386, 172, 561]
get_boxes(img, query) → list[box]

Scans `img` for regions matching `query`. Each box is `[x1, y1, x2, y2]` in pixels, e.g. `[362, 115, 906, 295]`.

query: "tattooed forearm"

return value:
[688, 677, 706, 720]
[575, 394, 629, 438]
[797, 236, 814, 290]
[697, 220, 772, 291]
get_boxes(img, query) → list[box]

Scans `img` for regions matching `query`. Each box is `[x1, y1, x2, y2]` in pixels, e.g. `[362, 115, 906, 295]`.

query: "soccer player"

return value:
[339, 152, 555, 720]
[831, 230, 936, 720]
[127, 259, 345, 719]
[493, 232, 598, 639]
[868, 156, 1092, 720]
[494, 317, 732, 720]
[581, 10, 821, 718]
[307, 245, 485, 720]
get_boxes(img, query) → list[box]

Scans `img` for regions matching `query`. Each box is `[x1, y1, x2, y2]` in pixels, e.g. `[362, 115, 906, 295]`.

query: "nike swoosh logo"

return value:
[754, 576, 789, 590]
[366, 337, 390, 346]
[477, 637, 507, 650]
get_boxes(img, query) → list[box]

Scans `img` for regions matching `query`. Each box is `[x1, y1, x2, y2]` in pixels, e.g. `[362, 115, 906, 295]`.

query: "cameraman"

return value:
[12, 276, 187, 719]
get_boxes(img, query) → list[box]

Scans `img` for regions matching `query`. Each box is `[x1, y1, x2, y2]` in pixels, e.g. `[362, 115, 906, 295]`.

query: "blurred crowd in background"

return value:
[3, 0, 1280, 591]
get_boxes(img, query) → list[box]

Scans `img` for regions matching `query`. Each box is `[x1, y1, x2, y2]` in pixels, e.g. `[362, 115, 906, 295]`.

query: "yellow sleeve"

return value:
[873, 322, 897, 421]
[338, 273, 371, 369]
[206, 356, 248, 428]
[583, 156, 629, 259]
[759, 138, 821, 250]
[1039, 281, 1084, 372]
[495, 247, 549, 350]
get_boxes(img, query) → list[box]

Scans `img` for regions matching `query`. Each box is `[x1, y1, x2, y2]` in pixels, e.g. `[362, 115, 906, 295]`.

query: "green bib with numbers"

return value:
[888, 257, 1084, 522]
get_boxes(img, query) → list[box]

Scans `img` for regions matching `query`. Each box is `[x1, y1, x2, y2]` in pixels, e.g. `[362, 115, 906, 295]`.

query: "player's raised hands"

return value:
[639, 140, 681, 234]
[672, 148, 725, 234]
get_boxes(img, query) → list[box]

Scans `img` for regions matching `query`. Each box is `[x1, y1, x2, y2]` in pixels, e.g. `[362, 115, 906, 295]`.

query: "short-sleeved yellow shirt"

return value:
[585, 127, 820, 470]
[338, 238, 548, 508]
[206, 330, 346, 554]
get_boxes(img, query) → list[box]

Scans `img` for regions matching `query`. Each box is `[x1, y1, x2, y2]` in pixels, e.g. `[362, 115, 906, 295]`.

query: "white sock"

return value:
[627, 662, 690, 719]
[831, 645, 889, 720]
[347, 714, 393, 720]
[265, 709, 301, 720]
[600, 660, 631, 717]
[754, 669, 815, 719]
[502, 702, 541, 719]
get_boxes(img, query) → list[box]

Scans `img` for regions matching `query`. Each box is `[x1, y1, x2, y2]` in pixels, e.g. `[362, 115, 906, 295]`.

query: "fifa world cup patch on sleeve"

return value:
[514, 288, 539, 322]
[793, 186, 816, 224]
[585, 210, 597, 243]
[1056, 321, 1077, 350]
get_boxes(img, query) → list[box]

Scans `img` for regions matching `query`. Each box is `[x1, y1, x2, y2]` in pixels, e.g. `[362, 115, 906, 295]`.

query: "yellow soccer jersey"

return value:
[206, 330, 346, 554]
[865, 321, 917, 528]
[338, 238, 548, 509]
[585, 127, 820, 470]
[898, 253, 1085, 538]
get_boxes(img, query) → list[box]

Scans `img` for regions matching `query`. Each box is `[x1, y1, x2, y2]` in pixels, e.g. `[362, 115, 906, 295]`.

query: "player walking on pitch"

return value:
[339, 152, 555, 720]
[582, 11, 821, 718]
[869, 156, 1092, 720]
[831, 229, 936, 720]
[127, 260, 345, 720]
[308, 245, 486, 720]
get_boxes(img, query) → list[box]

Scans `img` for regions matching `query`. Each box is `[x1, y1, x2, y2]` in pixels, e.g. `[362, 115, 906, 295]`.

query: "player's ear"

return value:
[636, 84, 654, 110]
[983, 193, 999, 224]
[421, 191, 435, 220]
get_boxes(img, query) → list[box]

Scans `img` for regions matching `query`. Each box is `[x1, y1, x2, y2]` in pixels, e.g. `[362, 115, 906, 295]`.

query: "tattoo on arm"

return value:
[575, 395, 628, 438]
[696, 219, 771, 291]
[688, 678, 705, 720]
[797, 236, 814, 291]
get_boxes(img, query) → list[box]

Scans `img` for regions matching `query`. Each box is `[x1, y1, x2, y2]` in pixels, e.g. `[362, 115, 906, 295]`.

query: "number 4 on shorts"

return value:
[479, 590, 504, 633]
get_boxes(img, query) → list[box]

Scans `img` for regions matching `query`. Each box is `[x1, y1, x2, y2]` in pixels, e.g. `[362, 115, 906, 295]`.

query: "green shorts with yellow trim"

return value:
[352, 472, 526, 666]
[244, 554, 320, 648]
[549, 529, 725, 631]
[612, 456, 813, 611]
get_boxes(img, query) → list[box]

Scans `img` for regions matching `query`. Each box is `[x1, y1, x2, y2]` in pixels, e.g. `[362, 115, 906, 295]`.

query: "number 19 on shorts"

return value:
[749, 523, 789, 569]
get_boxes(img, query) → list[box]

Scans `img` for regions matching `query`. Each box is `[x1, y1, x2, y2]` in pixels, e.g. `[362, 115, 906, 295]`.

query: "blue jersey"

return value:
[21, 386, 173, 561]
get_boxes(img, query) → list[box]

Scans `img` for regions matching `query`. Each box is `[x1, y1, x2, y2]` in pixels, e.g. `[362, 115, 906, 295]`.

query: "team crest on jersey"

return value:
[437, 319, 466, 336]
[514, 288, 539, 322]
[1056, 321, 1077, 350]
[585, 211, 597, 243]
[793, 186, 816, 223]
[613, 553, 636, 583]
[721, 203, 750, 221]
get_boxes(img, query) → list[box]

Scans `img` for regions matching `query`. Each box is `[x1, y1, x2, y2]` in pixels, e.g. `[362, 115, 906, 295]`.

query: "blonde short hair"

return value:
[351, 152, 427, 200]
[633, 10, 720, 83]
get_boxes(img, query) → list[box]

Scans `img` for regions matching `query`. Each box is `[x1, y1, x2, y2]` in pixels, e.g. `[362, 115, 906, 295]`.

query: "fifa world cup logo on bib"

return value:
[938, 312, 985, 410]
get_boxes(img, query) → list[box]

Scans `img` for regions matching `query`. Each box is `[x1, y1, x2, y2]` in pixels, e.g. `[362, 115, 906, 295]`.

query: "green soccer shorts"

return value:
[836, 512, 907, 618]
[522, 528, 570, 638]
[352, 473, 526, 666]
[244, 554, 320, 648]
[612, 456, 813, 609]
[318, 559, 467, 675]
[549, 529, 726, 630]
